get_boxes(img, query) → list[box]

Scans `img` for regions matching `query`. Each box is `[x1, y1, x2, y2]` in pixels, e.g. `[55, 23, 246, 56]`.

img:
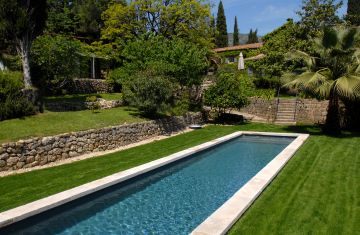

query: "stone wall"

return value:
[45, 98, 123, 112]
[295, 99, 329, 124]
[241, 98, 277, 122]
[0, 113, 203, 172]
[240, 98, 329, 124]
[67, 79, 113, 94]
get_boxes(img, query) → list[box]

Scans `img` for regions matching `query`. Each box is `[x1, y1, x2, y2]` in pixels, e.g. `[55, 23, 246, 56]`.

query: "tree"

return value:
[31, 35, 84, 94]
[247, 29, 258, 43]
[215, 0, 228, 47]
[283, 27, 360, 134]
[296, 0, 343, 34]
[0, 0, 47, 88]
[210, 15, 216, 39]
[233, 16, 239, 46]
[346, 0, 360, 26]
[46, 0, 78, 35]
[204, 72, 252, 114]
[101, 0, 213, 51]
[247, 19, 310, 77]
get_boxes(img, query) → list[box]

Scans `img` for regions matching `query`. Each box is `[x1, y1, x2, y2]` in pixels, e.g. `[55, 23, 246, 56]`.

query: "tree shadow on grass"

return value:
[278, 124, 360, 139]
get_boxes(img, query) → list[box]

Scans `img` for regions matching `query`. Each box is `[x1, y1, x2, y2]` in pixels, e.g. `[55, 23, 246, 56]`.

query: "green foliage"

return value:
[46, 0, 78, 35]
[283, 26, 360, 134]
[0, 0, 48, 87]
[85, 96, 100, 112]
[346, 0, 360, 26]
[247, 29, 259, 44]
[123, 74, 174, 116]
[254, 76, 281, 89]
[215, 0, 228, 47]
[247, 19, 310, 77]
[204, 73, 251, 114]
[31, 35, 85, 93]
[101, 0, 213, 53]
[114, 36, 209, 88]
[233, 16, 240, 46]
[0, 71, 35, 121]
[296, 0, 343, 34]
[46, 0, 116, 40]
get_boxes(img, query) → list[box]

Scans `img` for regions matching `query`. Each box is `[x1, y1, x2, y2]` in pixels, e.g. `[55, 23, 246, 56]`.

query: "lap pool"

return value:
[0, 132, 307, 235]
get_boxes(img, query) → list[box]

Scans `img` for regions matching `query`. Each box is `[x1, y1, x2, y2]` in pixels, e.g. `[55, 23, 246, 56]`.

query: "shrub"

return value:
[0, 71, 35, 120]
[253, 76, 281, 89]
[204, 73, 250, 114]
[123, 74, 174, 117]
[85, 96, 100, 112]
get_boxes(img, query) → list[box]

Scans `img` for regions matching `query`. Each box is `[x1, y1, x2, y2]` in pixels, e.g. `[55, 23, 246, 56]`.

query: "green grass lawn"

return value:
[44, 93, 123, 103]
[0, 107, 145, 143]
[0, 123, 358, 234]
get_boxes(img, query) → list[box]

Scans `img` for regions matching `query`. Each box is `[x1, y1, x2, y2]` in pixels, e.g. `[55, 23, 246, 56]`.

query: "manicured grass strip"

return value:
[0, 107, 145, 143]
[228, 134, 360, 235]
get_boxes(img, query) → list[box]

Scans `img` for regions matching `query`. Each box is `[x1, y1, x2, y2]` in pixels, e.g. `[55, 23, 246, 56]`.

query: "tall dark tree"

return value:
[0, 0, 47, 88]
[233, 16, 239, 46]
[346, 0, 360, 26]
[210, 15, 216, 41]
[74, 0, 112, 40]
[247, 28, 258, 43]
[215, 0, 228, 48]
[46, 0, 78, 35]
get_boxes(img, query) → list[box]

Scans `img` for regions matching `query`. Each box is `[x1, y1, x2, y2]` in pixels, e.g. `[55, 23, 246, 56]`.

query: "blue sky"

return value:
[212, 0, 348, 35]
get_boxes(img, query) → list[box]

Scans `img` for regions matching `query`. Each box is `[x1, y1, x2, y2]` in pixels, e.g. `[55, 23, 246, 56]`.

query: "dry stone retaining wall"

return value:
[68, 79, 113, 94]
[0, 113, 203, 172]
[45, 98, 123, 112]
[241, 98, 329, 124]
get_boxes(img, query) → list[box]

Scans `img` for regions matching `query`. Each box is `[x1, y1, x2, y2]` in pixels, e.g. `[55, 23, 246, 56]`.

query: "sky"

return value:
[212, 0, 348, 36]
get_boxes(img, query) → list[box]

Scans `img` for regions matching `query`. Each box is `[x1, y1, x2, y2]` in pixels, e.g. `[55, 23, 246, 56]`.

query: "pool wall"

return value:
[0, 131, 309, 234]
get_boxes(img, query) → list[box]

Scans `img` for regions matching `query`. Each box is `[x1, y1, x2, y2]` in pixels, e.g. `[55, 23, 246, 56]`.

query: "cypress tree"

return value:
[210, 15, 216, 39]
[247, 29, 253, 44]
[346, 0, 360, 26]
[247, 28, 259, 44]
[215, 0, 228, 47]
[233, 16, 239, 46]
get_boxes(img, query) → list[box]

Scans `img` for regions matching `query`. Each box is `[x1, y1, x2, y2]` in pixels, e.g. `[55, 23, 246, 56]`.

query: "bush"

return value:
[0, 71, 35, 120]
[123, 74, 174, 117]
[253, 76, 281, 89]
[204, 73, 251, 114]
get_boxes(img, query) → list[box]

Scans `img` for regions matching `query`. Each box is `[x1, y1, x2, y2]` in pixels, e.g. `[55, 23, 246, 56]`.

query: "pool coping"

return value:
[0, 131, 309, 233]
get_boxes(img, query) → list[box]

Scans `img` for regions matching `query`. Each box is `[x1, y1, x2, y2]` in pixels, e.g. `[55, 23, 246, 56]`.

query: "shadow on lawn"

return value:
[279, 124, 360, 139]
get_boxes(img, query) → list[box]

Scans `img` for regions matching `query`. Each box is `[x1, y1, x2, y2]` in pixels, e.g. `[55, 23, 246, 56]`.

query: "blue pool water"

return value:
[1, 135, 294, 235]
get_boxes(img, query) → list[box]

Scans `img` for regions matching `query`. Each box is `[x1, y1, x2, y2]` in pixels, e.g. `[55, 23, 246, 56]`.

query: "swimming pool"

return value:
[0, 132, 307, 235]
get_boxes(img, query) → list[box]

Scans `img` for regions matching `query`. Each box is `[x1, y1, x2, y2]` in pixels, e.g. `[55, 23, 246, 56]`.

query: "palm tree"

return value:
[283, 27, 360, 134]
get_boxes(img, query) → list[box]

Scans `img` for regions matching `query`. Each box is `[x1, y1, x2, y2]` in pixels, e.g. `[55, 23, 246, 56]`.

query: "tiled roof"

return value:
[213, 43, 263, 53]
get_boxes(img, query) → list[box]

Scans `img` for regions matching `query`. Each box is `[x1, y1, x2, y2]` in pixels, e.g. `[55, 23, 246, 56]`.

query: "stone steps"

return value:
[274, 99, 297, 124]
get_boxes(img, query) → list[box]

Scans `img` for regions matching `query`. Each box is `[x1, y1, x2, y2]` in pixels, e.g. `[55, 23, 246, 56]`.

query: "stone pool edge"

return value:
[0, 131, 243, 228]
[191, 131, 309, 235]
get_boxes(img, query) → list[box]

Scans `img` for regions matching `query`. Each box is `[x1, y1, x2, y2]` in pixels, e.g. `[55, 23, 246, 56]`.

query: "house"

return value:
[213, 43, 263, 64]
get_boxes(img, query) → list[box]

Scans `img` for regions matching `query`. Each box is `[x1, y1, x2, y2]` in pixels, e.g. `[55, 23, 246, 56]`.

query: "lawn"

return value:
[0, 107, 145, 143]
[0, 123, 358, 234]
